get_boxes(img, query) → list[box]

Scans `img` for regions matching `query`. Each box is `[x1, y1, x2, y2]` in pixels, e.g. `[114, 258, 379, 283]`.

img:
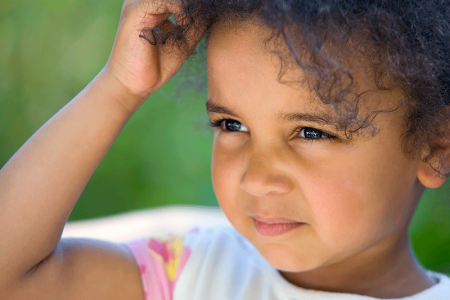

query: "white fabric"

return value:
[62, 206, 230, 242]
[175, 226, 450, 300]
[62, 207, 450, 299]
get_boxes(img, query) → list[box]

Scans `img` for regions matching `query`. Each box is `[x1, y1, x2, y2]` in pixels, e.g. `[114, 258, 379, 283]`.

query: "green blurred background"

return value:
[1, 0, 449, 274]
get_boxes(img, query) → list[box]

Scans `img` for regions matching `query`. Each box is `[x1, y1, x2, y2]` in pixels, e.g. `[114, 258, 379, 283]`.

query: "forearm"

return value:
[0, 70, 143, 282]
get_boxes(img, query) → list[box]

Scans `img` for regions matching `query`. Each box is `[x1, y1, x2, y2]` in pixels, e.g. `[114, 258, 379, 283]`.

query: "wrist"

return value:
[94, 68, 151, 114]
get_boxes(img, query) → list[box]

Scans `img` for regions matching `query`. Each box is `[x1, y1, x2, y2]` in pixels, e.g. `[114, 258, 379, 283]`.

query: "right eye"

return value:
[209, 119, 249, 132]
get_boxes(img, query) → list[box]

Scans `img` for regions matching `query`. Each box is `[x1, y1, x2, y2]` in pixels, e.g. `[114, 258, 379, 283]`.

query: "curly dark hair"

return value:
[141, 0, 450, 177]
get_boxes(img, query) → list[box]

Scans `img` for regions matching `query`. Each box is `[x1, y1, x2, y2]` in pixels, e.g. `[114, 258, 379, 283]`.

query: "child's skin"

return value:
[0, 1, 447, 299]
[207, 20, 446, 298]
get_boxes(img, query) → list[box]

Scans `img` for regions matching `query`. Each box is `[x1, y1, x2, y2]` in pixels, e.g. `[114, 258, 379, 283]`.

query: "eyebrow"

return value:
[206, 100, 237, 116]
[206, 99, 344, 130]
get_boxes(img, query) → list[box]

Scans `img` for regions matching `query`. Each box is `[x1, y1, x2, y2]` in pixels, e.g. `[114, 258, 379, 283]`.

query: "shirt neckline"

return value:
[262, 258, 450, 299]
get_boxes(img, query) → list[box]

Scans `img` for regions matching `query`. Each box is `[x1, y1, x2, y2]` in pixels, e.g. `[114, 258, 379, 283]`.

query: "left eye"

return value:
[299, 127, 332, 139]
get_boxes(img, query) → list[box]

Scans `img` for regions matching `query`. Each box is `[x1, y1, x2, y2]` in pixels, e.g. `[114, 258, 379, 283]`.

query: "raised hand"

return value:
[105, 0, 207, 111]
[0, 1, 207, 299]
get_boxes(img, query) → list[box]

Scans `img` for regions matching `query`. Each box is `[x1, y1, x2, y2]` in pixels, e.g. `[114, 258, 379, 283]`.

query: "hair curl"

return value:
[142, 0, 450, 177]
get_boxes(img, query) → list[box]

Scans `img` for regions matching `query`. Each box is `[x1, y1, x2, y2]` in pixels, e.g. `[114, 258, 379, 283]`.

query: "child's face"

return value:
[207, 21, 425, 274]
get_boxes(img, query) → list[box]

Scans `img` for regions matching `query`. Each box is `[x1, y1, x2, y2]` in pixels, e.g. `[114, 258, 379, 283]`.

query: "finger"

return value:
[119, 0, 182, 30]
[135, 0, 183, 28]
[139, 9, 207, 53]
[139, 18, 177, 45]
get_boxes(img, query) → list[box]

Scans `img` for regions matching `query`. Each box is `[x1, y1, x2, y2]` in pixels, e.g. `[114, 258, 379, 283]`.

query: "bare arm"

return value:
[0, 0, 206, 298]
[0, 71, 135, 289]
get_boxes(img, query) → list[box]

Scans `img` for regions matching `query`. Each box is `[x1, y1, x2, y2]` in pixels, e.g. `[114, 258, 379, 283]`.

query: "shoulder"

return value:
[125, 225, 262, 273]
[7, 238, 144, 300]
[125, 232, 192, 300]
[125, 226, 278, 300]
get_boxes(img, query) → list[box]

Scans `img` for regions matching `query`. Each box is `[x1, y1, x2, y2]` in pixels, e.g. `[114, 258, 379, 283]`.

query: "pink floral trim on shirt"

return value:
[126, 234, 192, 300]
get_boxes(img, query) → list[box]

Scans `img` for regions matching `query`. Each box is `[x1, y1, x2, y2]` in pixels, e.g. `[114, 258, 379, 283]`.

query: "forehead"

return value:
[207, 19, 377, 91]
[206, 21, 311, 108]
[206, 20, 405, 124]
[207, 20, 286, 76]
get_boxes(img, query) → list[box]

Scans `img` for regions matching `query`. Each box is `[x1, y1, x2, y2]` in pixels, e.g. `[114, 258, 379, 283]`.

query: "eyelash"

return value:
[208, 118, 336, 142]
[209, 119, 226, 128]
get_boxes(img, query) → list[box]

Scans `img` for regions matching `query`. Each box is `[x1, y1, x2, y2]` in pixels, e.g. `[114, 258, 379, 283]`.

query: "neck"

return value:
[280, 230, 434, 298]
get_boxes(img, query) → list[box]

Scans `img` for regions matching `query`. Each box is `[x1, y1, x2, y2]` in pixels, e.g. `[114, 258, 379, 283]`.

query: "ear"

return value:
[417, 161, 448, 189]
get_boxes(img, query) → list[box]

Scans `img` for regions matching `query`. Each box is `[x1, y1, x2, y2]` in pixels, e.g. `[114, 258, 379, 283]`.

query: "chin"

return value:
[267, 256, 321, 273]
[256, 241, 324, 273]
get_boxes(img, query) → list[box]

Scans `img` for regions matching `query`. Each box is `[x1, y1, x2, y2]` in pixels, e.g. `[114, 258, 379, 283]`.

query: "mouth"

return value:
[252, 216, 304, 237]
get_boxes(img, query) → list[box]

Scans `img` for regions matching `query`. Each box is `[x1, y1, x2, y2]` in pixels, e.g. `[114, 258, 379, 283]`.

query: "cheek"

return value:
[211, 137, 243, 216]
[211, 134, 263, 239]
[211, 126, 420, 268]
[298, 162, 369, 249]
[298, 144, 418, 253]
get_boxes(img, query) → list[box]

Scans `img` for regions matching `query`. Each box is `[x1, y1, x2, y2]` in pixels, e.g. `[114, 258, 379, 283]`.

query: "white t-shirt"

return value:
[125, 226, 450, 300]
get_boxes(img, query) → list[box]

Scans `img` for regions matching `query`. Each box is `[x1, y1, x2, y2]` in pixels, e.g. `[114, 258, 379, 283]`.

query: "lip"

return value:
[252, 215, 303, 237]
[253, 215, 298, 224]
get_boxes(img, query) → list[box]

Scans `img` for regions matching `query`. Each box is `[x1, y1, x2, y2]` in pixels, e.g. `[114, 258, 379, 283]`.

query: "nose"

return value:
[239, 148, 294, 197]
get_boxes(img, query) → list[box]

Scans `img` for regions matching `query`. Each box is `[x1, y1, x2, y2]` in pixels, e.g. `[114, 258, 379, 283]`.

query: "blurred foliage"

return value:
[0, 0, 449, 275]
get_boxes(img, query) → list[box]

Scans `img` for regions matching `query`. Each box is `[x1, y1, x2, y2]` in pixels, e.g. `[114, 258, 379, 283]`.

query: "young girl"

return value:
[1, 0, 450, 299]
